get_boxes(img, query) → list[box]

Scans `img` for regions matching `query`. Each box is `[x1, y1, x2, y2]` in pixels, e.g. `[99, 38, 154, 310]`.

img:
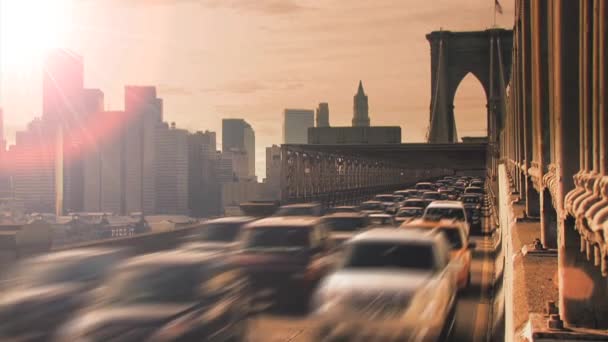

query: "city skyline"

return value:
[0, 0, 514, 178]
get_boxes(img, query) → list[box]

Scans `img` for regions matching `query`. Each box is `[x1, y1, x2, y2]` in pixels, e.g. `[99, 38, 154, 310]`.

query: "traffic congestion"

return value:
[0, 175, 489, 341]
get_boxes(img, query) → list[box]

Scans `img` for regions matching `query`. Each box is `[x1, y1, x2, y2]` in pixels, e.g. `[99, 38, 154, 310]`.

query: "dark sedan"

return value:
[0, 248, 124, 342]
[57, 251, 251, 342]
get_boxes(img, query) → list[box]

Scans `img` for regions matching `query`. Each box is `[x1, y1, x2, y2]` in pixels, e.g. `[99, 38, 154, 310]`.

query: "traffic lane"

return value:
[450, 233, 495, 342]
[249, 223, 496, 342]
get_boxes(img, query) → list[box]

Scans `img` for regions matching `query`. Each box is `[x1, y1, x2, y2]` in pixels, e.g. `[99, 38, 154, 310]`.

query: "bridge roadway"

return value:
[248, 217, 497, 341]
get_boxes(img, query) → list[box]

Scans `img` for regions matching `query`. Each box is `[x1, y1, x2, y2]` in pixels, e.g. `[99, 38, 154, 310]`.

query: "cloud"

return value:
[158, 84, 194, 96]
[201, 80, 268, 95]
[112, 0, 310, 15]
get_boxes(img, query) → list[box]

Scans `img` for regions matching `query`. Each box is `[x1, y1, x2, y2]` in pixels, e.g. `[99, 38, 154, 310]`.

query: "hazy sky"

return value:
[0, 0, 514, 178]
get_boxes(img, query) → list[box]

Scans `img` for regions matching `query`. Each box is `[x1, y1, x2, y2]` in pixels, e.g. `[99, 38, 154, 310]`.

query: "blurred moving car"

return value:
[373, 194, 400, 214]
[58, 251, 251, 342]
[461, 194, 483, 234]
[415, 182, 435, 192]
[464, 186, 485, 201]
[0, 248, 125, 341]
[394, 207, 424, 225]
[368, 213, 396, 227]
[359, 200, 386, 214]
[394, 189, 419, 200]
[180, 216, 256, 252]
[274, 203, 324, 217]
[312, 228, 458, 341]
[438, 187, 458, 200]
[321, 213, 369, 245]
[423, 201, 470, 237]
[470, 180, 484, 188]
[328, 206, 360, 214]
[401, 218, 475, 289]
[231, 217, 335, 310]
[402, 198, 428, 210]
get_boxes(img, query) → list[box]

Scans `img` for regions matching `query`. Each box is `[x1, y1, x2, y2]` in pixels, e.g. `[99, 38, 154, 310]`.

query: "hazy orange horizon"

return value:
[0, 0, 514, 178]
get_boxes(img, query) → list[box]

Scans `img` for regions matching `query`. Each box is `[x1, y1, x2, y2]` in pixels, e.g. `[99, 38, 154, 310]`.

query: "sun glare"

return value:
[0, 0, 71, 71]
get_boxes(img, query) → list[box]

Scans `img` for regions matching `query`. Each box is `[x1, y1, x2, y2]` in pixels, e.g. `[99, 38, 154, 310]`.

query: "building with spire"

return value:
[308, 81, 401, 145]
[352, 81, 370, 127]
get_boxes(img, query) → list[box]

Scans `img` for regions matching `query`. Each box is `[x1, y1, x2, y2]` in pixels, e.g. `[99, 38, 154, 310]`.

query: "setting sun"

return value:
[0, 0, 71, 71]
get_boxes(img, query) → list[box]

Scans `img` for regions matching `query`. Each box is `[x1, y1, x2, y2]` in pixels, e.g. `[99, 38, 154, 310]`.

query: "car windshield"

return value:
[275, 207, 318, 216]
[360, 202, 384, 210]
[369, 217, 392, 226]
[102, 264, 201, 304]
[404, 200, 425, 208]
[375, 195, 395, 202]
[465, 188, 484, 194]
[343, 242, 436, 270]
[324, 217, 367, 232]
[242, 227, 311, 249]
[437, 228, 463, 250]
[425, 208, 465, 220]
[5, 257, 109, 287]
[423, 193, 441, 200]
[462, 197, 480, 204]
[397, 209, 422, 217]
[194, 223, 242, 242]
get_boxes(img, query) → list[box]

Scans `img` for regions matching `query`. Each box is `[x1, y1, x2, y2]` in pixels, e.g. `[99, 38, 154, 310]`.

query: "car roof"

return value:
[402, 218, 462, 229]
[416, 182, 432, 185]
[32, 248, 124, 263]
[204, 216, 256, 224]
[361, 200, 382, 204]
[461, 194, 480, 198]
[118, 250, 220, 269]
[349, 228, 437, 244]
[398, 206, 423, 211]
[423, 191, 439, 194]
[244, 216, 319, 228]
[322, 212, 366, 219]
[375, 194, 395, 197]
[426, 200, 465, 209]
[279, 203, 320, 208]
[333, 206, 358, 209]
[369, 213, 392, 218]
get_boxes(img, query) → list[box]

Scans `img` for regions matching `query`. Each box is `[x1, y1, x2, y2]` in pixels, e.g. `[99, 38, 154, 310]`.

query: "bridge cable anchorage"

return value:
[427, 39, 444, 141]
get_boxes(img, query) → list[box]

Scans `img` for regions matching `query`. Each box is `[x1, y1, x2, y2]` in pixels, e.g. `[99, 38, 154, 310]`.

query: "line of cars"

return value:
[0, 176, 485, 341]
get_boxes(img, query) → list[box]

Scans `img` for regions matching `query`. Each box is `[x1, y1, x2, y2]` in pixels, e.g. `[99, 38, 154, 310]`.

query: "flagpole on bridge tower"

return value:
[494, 0, 503, 28]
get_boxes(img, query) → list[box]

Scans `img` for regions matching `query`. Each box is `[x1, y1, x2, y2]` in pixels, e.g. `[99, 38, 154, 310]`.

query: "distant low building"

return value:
[461, 136, 488, 144]
[308, 126, 402, 144]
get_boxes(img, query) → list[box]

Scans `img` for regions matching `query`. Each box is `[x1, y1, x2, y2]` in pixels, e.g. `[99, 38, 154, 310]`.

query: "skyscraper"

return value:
[188, 131, 220, 217]
[124, 86, 162, 214]
[222, 119, 255, 179]
[42, 49, 85, 126]
[352, 81, 370, 127]
[316, 103, 330, 127]
[155, 123, 189, 215]
[283, 109, 314, 144]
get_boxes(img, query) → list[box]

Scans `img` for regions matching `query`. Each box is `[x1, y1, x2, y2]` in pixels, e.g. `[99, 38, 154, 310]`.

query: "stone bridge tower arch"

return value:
[427, 29, 513, 143]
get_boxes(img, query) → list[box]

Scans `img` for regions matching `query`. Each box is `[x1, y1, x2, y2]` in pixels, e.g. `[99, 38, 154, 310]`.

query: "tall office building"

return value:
[123, 86, 162, 214]
[43, 49, 85, 126]
[155, 123, 189, 215]
[188, 130, 220, 217]
[222, 119, 255, 179]
[11, 120, 58, 213]
[263, 145, 281, 200]
[0, 109, 10, 198]
[283, 109, 314, 144]
[83, 111, 125, 214]
[352, 81, 370, 127]
[316, 103, 330, 127]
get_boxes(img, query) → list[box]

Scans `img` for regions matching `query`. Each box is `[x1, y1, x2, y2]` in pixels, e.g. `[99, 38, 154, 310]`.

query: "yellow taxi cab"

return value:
[400, 218, 475, 289]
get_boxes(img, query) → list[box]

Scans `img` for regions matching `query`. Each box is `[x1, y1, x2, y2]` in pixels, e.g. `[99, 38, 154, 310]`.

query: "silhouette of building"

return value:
[123, 86, 162, 215]
[0, 109, 10, 199]
[316, 103, 330, 127]
[263, 145, 281, 200]
[308, 126, 401, 144]
[352, 81, 370, 127]
[83, 111, 126, 214]
[283, 109, 314, 144]
[222, 119, 255, 179]
[188, 131, 220, 217]
[155, 122, 189, 215]
[216, 152, 236, 183]
[42, 49, 85, 126]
